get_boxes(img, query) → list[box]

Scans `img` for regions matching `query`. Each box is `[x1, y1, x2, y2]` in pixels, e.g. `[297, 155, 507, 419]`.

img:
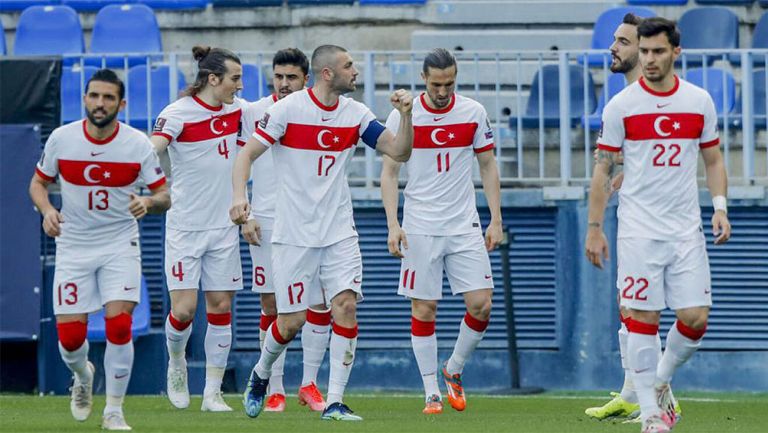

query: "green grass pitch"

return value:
[1, 392, 766, 433]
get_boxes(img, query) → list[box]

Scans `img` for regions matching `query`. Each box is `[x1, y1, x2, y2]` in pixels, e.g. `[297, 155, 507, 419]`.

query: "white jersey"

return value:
[153, 95, 244, 231]
[239, 94, 278, 230]
[253, 88, 385, 247]
[597, 75, 720, 241]
[36, 120, 166, 248]
[385, 93, 495, 236]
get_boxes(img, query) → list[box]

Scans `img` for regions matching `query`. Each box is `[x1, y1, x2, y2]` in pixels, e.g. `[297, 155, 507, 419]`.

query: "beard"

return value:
[610, 56, 637, 74]
[86, 108, 119, 128]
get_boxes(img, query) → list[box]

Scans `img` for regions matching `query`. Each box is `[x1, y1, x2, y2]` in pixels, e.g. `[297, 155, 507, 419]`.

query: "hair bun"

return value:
[192, 45, 212, 62]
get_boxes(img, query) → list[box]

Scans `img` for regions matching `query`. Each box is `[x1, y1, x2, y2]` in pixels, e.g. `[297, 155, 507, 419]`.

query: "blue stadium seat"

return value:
[287, 0, 354, 4]
[13, 5, 84, 64]
[141, 0, 209, 9]
[240, 64, 271, 102]
[62, 0, 135, 13]
[731, 68, 768, 128]
[122, 64, 186, 129]
[61, 65, 99, 123]
[584, 6, 656, 66]
[0, 19, 5, 55]
[360, 0, 426, 4]
[678, 7, 739, 66]
[627, 0, 687, 4]
[695, 1, 754, 5]
[585, 73, 627, 129]
[87, 4, 162, 68]
[519, 64, 597, 128]
[762, 0, 768, 6]
[685, 68, 736, 116]
[0, 0, 57, 13]
[212, 0, 283, 6]
[86, 275, 151, 342]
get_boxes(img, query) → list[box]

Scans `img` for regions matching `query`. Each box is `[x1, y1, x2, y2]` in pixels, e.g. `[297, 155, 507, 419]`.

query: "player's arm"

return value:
[585, 149, 619, 269]
[230, 135, 269, 225]
[128, 184, 171, 219]
[701, 145, 731, 244]
[375, 90, 414, 162]
[29, 173, 62, 237]
[477, 150, 503, 251]
[380, 154, 407, 258]
[150, 134, 170, 154]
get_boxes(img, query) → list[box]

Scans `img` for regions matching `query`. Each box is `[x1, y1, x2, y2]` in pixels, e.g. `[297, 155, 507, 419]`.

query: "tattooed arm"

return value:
[585, 149, 619, 269]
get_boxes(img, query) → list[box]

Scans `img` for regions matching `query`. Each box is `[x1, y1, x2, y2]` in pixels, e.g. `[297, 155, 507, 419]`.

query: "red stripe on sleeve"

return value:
[597, 143, 621, 152]
[35, 167, 56, 182]
[147, 177, 167, 190]
[474, 143, 495, 154]
[255, 128, 276, 145]
[151, 132, 173, 142]
[700, 138, 720, 149]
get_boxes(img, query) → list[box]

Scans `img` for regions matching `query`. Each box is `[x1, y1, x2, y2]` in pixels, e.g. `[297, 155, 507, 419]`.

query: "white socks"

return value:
[327, 323, 358, 405]
[104, 340, 133, 415]
[59, 340, 91, 383]
[301, 309, 331, 386]
[657, 320, 705, 385]
[411, 317, 440, 398]
[445, 313, 488, 376]
[165, 314, 192, 369]
[204, 313, 232, 396]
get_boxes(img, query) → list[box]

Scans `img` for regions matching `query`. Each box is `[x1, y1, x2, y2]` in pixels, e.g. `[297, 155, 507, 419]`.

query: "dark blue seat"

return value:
[212, 0, 283, 6]
[584, 6, 656, 66]
[762, 0, 768, 6]
[240, 64, 271, 102]
[287, 0, 354, 4]
[627, 0, 687, 4]
[87, 4, 162, 68]
[585, 73, 627, 129]
[0, 0, 57, 13]
[62, 0, 135, 13]
[678, 7, 738, 66]
[13, 5, 84, 64]
[0, 19, 5, 55]
[518, 64, 597, 128]
[87, 275, 151, 341]
[685, 68, 736, 116]
[61, 65, 99, 123]
[360, 0, 426, 4]
[122, 64, 187, 129]
[695, 1, 754, 5]
[731, 69, 768, 129]
[140, 0, 208, 9]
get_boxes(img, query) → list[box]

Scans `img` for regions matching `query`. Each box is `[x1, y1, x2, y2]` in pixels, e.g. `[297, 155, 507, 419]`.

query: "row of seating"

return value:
[0, 0, 424, 12]
[629, 1, 766, 5]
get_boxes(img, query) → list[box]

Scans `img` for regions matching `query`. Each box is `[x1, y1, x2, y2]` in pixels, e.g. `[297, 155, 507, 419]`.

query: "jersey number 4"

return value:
[652, 143, 681, 167]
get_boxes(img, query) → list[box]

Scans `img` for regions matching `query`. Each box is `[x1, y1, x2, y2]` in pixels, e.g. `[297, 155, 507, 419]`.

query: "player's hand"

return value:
[485, 219, 503, 251]
[42, 208, 63, 237]
[611, 172, 624, 192]
[712, 210, 731, 245]
[387, 225, 408, 259]
[128, 193, 149, 219]
[229, 199, 250, 225]
[241, 218, 262, 246]
[390, 89, 414, 115]
[585, 226, 609, 269]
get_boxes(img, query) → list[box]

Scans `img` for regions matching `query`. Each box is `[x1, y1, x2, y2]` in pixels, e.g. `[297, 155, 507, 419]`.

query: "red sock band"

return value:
[464, 312, 489, 332]
[270, 322, 291, 345]
[207, 312, 231, 326]
[332, 322, 359, 339]
[619, 312, 629, 325]
[676, 320, 706, 340]
[57, 321, 88, 351]
[168, 314, 192, 331]
[105, 313, 132, 345]
[306, 309, 332, 326]
[411, 317, 436, 337]
[260, 314, 277, 331]
[626, 318, 659, 335]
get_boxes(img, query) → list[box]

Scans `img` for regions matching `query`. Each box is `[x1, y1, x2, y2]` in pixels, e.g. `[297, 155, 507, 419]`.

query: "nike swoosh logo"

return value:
[232, 277, 241, 282]
[265, 347, 279, 355]
[321, 117, 333, 122]
[168, 337, 182, 342]
[656, 103, 670, 108]
[484, 275, 492, 280]
[353, 278, 362, 284]
[123, 286, 137, 291]
[91, 151, 105, 157]
[342, 361, 353, 367]
[634, 368, 650, 374]
[311, 329, 328, 334]
[704, 289, 711, 294]
[433, 116, 446, 122]
[217, 343, 231, 348]
[115, 373, 129, 379]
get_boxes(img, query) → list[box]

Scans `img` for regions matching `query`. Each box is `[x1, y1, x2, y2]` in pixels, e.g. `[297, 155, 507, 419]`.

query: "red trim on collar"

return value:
[639, 75, 679, 97]
[308, 88, 339, 112]
[272, 93, 278, 103]
[82, 120, 120, 145]
[420, 93, 455, 114]
[192, 95, 223, 112]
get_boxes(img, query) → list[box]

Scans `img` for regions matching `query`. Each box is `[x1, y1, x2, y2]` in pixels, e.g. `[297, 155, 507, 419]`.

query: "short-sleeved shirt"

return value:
[36, 119, 166, 248]
[385, 93, 495, 236]
[252, 88, 385, 247]
[597, 75, 720, 241]
[152, 95, 244, 231]
[238, 94, 278, 230]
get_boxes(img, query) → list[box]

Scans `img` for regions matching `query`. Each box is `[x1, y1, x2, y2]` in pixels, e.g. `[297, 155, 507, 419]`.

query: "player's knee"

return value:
[260, 295, 277, 316]
[333, 292, 358, 318]
[206, 298, 232, 314]
[105, 313, 133, 345]
[411, 300, 437, 322]
[469, 297, 492, 321]
[279, 314, 305, 338]
[676, 319, 707, 340]
[170, 305, 195, 323]
[57, 321, 88, 352]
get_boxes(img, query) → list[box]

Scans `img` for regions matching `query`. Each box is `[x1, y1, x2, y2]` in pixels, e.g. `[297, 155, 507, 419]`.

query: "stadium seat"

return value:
[731, 68, 768, 128]
[212, 0, 283, 6]
[755, 13, 768, 48]
[685, 68, 736, 116]
[122, 64, 187, 129]
[695, 1, 754, 5]
[0, 20, 5, 55]
[520, 64, 597, 128]
[360, 0, 426, 4]
[627, 0, 687, 4]
[13, 5, 84, 64]
[141, 0, 208, 9]
[87, 4, 162, 68]
[61, 65, 99, 123]
[61, 0, 134, 13]
[287, 0, 354, 5]
[762, 0, 768, 6]
[585, 73, 627, 129]
[86, 275, 151, 341]
[678, 7, 739, 66]
[240, 64, 272, 102]
[584, 6, 656, 66]
[0, 0, 57, 13]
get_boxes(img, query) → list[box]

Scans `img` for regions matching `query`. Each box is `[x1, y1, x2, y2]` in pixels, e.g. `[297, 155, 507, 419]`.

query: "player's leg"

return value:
[442, 233, 493, 412]
[298, 302, 331, 411]
[411, 299, 441, 414]
[319, 237, 363, 421]
[259, 293, 287, 412]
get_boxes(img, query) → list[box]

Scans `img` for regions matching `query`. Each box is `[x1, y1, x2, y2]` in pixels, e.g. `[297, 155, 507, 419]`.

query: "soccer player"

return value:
[380, 48, 502, 414]
[237, 48, 329, 412]
[29, 69, 170, 431]
[151, 46, 244, 412]
[586, 18, 731, 433]
[230, 44, 414, 421]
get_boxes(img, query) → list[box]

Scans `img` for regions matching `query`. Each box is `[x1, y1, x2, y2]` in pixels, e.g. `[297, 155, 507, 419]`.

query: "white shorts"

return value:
[249, 228, 274, 294]
[53, 241, 141, 315]
[165, 226, 243, 292]
[271, 236, 363, 314]
[617, 235, 712, 311]
[398, 232, 494, 300]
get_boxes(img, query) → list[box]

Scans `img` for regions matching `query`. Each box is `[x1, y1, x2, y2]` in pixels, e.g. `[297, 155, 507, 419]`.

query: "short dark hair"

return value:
[637, 17, 681, 47]
[273, 48, 309, 76]
[622, 13, 643, 27]
[423, 48, 457, 75]
[184, 45, 241, 97]
[311, 45, 348, 76]
[86, 69, 125, 100]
